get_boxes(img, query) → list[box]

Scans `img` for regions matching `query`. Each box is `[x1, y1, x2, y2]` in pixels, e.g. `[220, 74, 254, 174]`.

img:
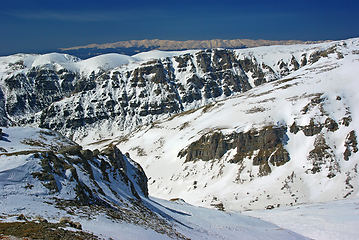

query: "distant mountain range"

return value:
[59, 38, 330, 59]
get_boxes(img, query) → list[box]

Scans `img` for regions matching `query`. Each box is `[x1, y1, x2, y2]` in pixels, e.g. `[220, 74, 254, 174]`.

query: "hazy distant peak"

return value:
[60, 38, 331, 51]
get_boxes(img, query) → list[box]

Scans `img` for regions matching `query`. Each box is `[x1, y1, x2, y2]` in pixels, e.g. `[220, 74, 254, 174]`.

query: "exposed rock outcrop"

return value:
[178, 126, 290, 176]
[306, 134, 340, 178]
[29, 137, 148, 204]
[344, 130, 359, 161]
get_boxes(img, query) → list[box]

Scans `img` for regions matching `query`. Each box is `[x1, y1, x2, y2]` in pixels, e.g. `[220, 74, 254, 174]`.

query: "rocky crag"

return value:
[0, 41, 343, 144]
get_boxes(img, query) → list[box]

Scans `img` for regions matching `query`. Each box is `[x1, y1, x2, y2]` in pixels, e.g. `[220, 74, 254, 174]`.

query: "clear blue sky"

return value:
[0, 0, 358, 56]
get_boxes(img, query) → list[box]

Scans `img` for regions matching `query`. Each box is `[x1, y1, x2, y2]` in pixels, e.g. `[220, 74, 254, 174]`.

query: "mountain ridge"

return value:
[59, 38, 331, 59]
[61, 38, 330, 51]
[2, 39, 346, 143]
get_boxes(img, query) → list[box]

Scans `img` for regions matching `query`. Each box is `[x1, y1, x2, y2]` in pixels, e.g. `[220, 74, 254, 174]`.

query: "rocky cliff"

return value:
[0, 41, 339, 143]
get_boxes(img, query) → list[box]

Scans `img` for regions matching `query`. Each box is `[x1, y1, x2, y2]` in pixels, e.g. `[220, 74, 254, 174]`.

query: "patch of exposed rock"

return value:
[178, 126, 290, 176]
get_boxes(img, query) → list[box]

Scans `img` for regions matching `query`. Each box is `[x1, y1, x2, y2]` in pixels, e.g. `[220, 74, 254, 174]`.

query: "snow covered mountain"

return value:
[81, 38, 359, 213]
[0, 127, 157, 230]
[0, 39, 344, 144]
[1, 38, 359, 239]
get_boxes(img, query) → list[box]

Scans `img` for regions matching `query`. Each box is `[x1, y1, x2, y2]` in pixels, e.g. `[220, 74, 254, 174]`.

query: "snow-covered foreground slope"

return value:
[0, 127, 175, 238]
[0, 126, 309, 239]
[82, 196, 310, 240]
[90, 38, 359, 213]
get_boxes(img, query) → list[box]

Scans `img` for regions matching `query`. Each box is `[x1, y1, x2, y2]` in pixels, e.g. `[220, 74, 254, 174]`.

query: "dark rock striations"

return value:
[178, 126, 290, 176]
[0, 47, 317, 141]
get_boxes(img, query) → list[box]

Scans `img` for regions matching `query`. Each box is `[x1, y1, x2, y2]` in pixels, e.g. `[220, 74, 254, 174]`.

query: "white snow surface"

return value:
[132, 49, 198, 61]
[242, 198, 359, 240]
[75, 53, 138, 76]
[146, 197, 308, 240]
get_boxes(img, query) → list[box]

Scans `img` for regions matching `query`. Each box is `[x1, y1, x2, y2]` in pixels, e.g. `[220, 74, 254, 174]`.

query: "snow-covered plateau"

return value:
[1, 38, 359, 239]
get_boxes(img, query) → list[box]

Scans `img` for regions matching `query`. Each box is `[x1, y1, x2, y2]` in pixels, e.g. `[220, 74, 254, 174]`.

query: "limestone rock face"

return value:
[3, 68, 79, 121]
[0, 41, 347, 144]
[178, 126, 290, 176]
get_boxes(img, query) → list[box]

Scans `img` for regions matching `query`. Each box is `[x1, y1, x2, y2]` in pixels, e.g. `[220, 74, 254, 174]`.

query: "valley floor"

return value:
[242, 197, 359, 240]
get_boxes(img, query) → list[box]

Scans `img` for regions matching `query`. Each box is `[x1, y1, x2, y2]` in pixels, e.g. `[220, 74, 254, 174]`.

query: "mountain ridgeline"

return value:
[0, 44, 330, 142]
[59, 38, 328, 59]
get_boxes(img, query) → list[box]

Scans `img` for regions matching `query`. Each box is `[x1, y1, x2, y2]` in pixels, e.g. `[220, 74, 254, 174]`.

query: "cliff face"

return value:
[1, 42, 333, 143]
[177, 125, 291, 180]
[178, 126, 289, 166]
[3, 68, 79, 118]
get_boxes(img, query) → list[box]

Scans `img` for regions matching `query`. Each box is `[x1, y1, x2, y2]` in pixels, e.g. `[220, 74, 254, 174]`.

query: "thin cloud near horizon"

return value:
[3, 9, 156, 22]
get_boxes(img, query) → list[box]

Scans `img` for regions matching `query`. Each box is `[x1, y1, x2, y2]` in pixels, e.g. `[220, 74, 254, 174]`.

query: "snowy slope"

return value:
[100, 38, 359, 213]
[132, 49, 198, 61]
[0, 126, 150, 205]
[0, 126, 309, 239]
[0, 52, 137, 79]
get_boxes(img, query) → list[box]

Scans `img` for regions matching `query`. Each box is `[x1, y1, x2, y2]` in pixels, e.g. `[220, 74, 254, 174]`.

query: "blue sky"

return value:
[0, 0, 358, 56]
